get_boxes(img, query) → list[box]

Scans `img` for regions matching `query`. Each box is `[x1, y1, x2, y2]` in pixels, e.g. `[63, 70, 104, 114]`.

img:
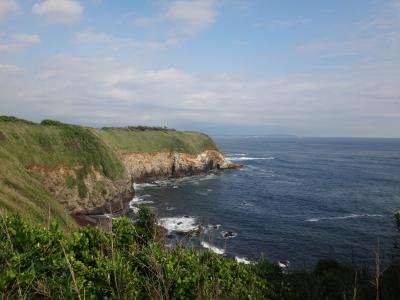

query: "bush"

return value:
[395, 211, 400, 227]
[41, 119, 65, 126]
[0, 116, 35, 125]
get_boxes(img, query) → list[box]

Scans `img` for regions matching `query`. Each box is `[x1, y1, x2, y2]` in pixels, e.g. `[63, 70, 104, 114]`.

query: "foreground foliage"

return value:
[0, 209, 275, 299]
[1, 208, 400, 299]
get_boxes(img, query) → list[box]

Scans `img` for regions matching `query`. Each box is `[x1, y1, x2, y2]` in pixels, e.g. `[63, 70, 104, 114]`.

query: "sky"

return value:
[0, 0, 399, 137]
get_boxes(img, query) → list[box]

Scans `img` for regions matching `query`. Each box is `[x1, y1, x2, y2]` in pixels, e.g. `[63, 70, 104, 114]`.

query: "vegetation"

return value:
[0, 210, 273, 299]
[1, 208, 400, 299]
[94, 127, 218, 155]
[0, 116, 36, 125]
[395, 211, 400, 227]
[103, 126, 176, 132]
[0, 116, 217, 232]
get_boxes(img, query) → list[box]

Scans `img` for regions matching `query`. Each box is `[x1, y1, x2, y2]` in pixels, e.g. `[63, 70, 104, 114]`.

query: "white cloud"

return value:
[1, 53, 399, 137]
[135, 0, 219, 39]
[0, 63, 21, 74]
[0, 43, 24, 53]
[74, 28, 113, 44]
[298, 1, 400, 59]
[32, 0, 83, 24]
[12, 34, 41, 44]
[0, 33, 41, 54]
[165, 0, 218, 37]
[73, 28, 178, 51]
[0, 0, 20, 20]
[104, 67, 193, 87]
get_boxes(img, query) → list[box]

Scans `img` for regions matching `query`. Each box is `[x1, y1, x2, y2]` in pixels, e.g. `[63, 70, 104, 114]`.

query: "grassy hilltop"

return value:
[0, 116, 218, 231]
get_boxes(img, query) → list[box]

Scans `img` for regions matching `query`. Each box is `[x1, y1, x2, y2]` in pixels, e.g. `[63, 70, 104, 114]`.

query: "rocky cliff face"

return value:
[122, 150, 236, 182]
[27, 150, 235, 216]
[27, 164, 133, 215]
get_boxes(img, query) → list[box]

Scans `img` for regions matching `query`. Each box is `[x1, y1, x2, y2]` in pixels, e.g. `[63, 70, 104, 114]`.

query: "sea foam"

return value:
[235, 256, 251, 264]
[134, 182, 157, 191]
[306, 214, 384, 222]
[130, 195, 153, 205]
[201, 241, 225, 255]
[158, 216, 198, 233]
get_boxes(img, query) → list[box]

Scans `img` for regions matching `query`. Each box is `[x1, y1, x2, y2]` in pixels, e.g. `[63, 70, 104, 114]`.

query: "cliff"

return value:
[122, 149, 233, 182]
[0, 116, 235, 231]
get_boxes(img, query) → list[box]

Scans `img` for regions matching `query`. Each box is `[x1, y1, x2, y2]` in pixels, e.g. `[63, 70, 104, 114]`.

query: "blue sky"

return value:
[0, 0, 399, 137]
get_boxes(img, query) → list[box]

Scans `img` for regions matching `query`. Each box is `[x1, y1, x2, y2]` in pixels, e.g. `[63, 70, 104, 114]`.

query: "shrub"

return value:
[0, 116, 36, 124]
[136, 206, 158, 243]
[395, 211, 400, 227]
[41, 119, 65, 126]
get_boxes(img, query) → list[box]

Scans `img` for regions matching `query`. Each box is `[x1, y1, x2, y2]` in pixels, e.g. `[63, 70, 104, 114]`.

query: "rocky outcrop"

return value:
[122, 150, 237, 182]
[27, 150, 236, 216]
[27, 164, 133, 215]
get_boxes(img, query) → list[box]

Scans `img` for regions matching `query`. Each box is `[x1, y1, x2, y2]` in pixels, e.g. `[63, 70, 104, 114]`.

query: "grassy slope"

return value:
[93, 127, 219, 154]
[0, 117, 219, 231]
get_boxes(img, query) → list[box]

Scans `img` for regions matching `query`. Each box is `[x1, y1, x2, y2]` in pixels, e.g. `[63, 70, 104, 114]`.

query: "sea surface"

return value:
[129, 137, 400, 268]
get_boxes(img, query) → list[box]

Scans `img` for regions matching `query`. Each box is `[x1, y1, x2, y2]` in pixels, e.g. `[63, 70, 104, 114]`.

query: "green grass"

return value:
[93, 127, 219, 154]
[0, 146, 77, 232]
[0, 116, 220, 231]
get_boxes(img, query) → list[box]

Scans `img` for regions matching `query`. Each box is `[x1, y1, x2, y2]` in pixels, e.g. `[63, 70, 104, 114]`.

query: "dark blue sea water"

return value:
[130, 137, 400, 268]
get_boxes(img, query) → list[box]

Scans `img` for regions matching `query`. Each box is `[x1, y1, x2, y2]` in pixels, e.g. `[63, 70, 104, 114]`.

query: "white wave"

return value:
[130, 195, 153, 205]
[306, 218, 320, 222]
[226, 156, 275, 161]
[195, 190, 208, 196]
[161, 174, 217, 188]
[306, 214, 384, 222]
[158, 216, 198, 233]
[278, 260, 290, 268]
[166, 206, 175, 211]
[235, 256, 251, 264]
[134, 182, 157, 190]
[132, 194, 151, 201]
[130, 206, 139, 214]
[201, 241, 225, 255]
[154, 179, 170, 186]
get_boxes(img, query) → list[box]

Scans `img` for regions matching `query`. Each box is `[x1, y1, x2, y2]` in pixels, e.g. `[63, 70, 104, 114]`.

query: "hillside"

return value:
[0, 116, 229, 231]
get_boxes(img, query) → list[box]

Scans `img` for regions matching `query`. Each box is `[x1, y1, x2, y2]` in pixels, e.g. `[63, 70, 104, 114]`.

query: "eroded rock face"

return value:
[27, 150, 236, 215]
[27, 164, 133, 215]
[122, 150, 236, 182]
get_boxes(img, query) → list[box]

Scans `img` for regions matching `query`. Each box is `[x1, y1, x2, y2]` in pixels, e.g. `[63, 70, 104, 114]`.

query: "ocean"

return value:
[129, 137, 400, 268]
